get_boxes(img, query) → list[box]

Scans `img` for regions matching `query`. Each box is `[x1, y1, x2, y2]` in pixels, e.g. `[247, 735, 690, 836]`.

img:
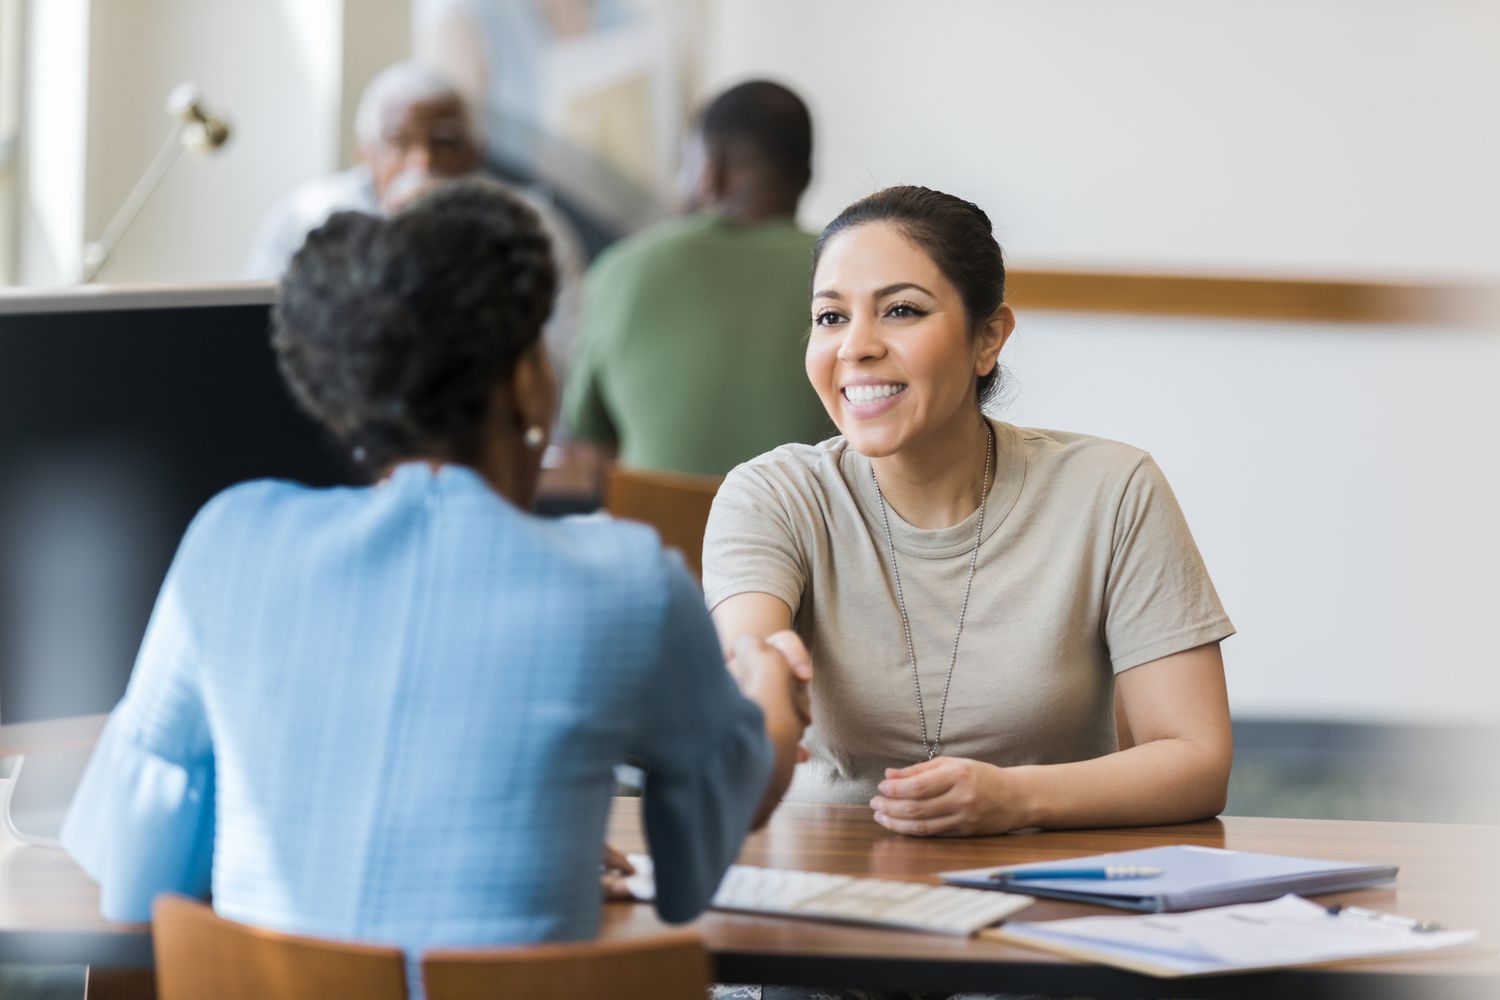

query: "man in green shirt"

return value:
[563, 81, 832, 478]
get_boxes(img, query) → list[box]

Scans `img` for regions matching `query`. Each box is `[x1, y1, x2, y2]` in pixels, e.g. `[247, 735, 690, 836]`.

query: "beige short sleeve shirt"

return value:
[702, 419, 1235, 805]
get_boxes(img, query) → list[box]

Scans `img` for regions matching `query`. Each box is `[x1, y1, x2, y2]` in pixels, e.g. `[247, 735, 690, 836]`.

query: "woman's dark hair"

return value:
[273, 178, 557, 470]
[812, 185, 1007, 408]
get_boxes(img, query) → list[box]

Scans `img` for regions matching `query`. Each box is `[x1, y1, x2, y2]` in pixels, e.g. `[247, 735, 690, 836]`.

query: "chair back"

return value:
[423, 930, 709, 1000]
[605, 466, 722, 578]
[152, 895, 408, 1000]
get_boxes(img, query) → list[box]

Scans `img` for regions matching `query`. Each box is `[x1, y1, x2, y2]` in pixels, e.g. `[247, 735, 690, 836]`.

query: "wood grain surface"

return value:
[1006, 270, 1500, 326]
[601, 798, 1499, 997]
[2, 795, 1495, 998]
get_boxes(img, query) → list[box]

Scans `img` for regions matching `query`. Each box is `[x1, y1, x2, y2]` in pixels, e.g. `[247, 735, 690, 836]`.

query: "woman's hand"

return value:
[600, 843, 636, 901]
[726, 630, 814, 731]
[869, 757, 1034, 837]
[736, 631, 813, 762]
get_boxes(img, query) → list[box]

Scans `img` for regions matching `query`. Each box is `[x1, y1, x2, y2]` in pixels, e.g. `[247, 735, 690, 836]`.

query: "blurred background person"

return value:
[243, 62, 479, 278]
[562, 80, 833, 478]
[244, 62, 587, 384]
[413, 0, 703, 253]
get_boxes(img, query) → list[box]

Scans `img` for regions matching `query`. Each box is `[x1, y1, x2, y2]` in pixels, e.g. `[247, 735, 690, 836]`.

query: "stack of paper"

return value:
[984, 895, 1477, 977]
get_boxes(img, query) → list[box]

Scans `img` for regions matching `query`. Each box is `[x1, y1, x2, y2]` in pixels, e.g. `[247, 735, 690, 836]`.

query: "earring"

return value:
[523, 425, 547, 451]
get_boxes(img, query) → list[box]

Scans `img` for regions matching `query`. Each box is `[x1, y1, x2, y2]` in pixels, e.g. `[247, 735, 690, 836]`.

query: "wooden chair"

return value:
[605, 466, 723, 578]
[423, 930, 710, 1000]
[151, 895, 408, 1000]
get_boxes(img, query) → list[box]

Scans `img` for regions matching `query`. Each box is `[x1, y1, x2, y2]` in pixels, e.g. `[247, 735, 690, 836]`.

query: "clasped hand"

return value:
[726, 630, 814, 737]
[869, 756, 1030, 837]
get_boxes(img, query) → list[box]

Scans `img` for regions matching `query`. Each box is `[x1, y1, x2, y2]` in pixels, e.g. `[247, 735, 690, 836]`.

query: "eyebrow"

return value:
[876, 282, 934, 299]
[811, 282, 935, 302]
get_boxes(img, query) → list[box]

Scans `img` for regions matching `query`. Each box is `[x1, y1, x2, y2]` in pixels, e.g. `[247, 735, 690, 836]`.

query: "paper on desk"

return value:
[994, 895, 1477, 977]
[623, 852, 655, 901]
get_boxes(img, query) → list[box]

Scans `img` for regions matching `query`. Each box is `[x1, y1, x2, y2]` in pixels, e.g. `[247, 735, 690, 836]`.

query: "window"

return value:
[0, 0, 23, 284]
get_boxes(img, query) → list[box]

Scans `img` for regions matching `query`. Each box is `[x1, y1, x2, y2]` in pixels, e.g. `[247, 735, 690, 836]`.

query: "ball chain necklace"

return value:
[870, 422, 994, 762]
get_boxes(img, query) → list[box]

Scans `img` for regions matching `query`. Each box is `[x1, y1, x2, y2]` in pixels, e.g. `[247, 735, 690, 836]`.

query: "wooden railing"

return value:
[1007, 270, 1500, 326]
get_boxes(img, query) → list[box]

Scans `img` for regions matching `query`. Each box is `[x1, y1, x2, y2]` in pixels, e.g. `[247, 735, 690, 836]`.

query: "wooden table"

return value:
[2, 789, 1496, 999]
[601, 799, 1498, 999]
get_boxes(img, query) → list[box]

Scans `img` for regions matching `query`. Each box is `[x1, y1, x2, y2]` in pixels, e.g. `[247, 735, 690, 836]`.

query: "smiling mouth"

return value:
[841, 383, 908, 404]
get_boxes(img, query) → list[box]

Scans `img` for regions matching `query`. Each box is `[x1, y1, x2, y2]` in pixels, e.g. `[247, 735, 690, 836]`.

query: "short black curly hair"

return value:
[272, 177, 557, 470]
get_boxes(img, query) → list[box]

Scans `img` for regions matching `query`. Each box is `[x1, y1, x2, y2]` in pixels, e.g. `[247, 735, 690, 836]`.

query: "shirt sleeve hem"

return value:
[1110, 619, 1236, 674]
[705, 582, 801, 619]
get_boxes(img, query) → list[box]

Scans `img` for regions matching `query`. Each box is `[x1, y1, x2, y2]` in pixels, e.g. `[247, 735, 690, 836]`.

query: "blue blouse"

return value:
[61, 463, 770, 971]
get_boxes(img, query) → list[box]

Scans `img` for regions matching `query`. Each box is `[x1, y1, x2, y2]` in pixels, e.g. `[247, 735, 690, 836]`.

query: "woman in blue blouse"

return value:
[61, 179, 811, 975]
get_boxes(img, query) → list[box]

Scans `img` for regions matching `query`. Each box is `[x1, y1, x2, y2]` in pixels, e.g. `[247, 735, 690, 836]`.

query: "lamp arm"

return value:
[79, 119, 188, 283]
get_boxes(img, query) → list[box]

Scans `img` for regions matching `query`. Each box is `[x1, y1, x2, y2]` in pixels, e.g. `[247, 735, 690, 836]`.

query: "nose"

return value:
[835, 314, 885, 364]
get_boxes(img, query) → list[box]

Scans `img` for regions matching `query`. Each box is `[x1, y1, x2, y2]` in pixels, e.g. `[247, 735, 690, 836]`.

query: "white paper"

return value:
[1003, 895, 1476, 975]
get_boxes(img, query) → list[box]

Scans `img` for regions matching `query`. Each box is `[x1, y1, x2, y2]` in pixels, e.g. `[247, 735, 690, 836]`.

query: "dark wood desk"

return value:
[2, 790, 1495, 999]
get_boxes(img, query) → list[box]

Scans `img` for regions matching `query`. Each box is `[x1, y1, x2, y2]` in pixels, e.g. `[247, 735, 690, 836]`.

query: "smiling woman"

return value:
[703, 185, 1236, 838]
[806, 214, 1008, 508]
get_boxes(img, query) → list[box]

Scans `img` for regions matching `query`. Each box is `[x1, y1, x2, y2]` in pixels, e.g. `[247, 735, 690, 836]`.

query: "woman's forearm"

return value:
[1009, 735, 1231, 831]
[751, 696, 805, 829]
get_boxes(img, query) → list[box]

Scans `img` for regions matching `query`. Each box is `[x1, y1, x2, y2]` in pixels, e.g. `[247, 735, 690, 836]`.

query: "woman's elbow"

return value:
[1197, 740, 1234, 817]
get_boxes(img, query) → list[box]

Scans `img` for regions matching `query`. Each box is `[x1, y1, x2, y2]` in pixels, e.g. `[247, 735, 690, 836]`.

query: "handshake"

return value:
[602, 630, 815, 901]
[727, 631, 814, 823]
[725, 630, 814, 744]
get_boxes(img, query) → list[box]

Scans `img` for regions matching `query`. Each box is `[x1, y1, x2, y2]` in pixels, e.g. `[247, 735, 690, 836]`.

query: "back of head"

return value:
[273, 178, 557, 470]
[699, 80, 813, 195]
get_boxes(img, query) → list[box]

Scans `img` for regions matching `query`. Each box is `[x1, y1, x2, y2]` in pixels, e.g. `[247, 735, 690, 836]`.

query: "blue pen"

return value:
[988, 866, 1163, 881]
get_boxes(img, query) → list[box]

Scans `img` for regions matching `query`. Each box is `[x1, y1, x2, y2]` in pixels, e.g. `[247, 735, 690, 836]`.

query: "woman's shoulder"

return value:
[723, 434, 853, 497]
[152, 479, 360, 591]
[185, 477, 333, 535]
[1006, 423, 1156, 482]
[545, 510, 695, 591]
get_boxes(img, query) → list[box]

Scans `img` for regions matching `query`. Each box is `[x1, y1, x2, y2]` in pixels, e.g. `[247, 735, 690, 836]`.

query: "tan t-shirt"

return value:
[702, 419, 1235, 805]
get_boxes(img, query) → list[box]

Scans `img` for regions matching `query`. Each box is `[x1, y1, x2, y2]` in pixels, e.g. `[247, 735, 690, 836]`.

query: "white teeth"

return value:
[843, 383, 905, 404]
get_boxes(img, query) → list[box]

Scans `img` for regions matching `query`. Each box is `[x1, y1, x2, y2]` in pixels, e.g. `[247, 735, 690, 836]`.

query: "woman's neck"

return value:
[869, 412, 994, 530]
[476, 431, 541, 508]
[378, 435, 540, 510]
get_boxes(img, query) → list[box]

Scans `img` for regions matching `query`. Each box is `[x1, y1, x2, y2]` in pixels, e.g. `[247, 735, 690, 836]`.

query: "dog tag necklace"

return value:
[870, 422, 993, 761]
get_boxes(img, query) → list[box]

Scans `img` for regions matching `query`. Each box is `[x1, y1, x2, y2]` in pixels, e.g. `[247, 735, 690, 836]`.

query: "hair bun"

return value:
[272, 181, 559, 469]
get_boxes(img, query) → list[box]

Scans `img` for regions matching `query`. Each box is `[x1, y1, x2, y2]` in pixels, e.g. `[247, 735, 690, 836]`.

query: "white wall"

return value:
[1002, 313, 1500, 725]
[705, 0, 1500, 281]
[704, 0, 1500, 725]
[338, 0, 412, 167]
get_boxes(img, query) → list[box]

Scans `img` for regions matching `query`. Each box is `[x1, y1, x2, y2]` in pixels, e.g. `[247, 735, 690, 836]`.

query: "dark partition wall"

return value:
[0, 292, 357, 723]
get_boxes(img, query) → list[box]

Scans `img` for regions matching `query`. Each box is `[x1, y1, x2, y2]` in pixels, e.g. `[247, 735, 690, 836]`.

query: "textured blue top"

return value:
[62, 463, 771, 982]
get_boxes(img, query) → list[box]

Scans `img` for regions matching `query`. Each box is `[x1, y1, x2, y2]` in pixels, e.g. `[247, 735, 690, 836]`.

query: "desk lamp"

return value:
[79, 81, 231, 283]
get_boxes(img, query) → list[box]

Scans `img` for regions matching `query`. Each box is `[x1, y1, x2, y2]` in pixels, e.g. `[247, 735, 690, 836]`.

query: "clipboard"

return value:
[942, 844, 1398, 911]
